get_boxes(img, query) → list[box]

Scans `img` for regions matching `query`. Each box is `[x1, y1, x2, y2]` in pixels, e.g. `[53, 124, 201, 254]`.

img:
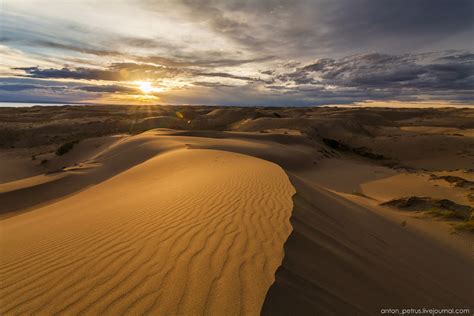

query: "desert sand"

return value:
[0, 135, 295, 315]
[0, 105, 473, 315]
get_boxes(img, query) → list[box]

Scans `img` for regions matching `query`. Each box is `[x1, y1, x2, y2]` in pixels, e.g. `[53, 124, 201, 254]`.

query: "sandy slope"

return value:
[1, 106, 473, 315]
[361, 172, 472, 205]
[0, 148, 295, 315]
[0, 130, 317, 218]
[1, 129, 473, 315]
[262, 173, 473, 315]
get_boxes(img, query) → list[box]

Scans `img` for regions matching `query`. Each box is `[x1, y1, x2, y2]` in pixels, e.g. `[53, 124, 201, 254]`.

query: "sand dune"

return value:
[1, 106, 473, 315]
[262, 174, 473, 315]
[0, 147, 295, 315]
[361, 172, 472, 205]
[0, 129, 317, 217]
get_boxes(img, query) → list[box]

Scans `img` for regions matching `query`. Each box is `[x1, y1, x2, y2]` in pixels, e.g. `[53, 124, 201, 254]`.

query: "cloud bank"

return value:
[0, 0, 473, 105]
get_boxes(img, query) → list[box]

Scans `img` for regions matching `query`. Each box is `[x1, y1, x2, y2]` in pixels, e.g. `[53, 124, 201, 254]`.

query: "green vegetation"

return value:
[427, 207, 472, 234]
[383, 197, 472, 219]
[427, 209, 469, 221]
[382, 196, 473, 233]
[467, 193, 474, 203]
[430, 175, 474, 188]
[454, 220, 474, 233]
[56, 140, 79, 156]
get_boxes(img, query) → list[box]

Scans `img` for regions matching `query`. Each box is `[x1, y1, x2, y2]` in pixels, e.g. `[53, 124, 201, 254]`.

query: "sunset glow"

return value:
[137, 81, 153, 94]
[0, 0, 472, 106]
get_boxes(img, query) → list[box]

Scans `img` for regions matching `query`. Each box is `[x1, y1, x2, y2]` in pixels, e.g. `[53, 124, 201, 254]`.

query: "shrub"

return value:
[56, 140, 79, 156]
[454, 220, 474, 233]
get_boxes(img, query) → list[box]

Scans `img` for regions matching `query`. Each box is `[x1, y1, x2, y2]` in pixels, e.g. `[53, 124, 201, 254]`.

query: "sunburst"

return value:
[137, 81, 153, 94]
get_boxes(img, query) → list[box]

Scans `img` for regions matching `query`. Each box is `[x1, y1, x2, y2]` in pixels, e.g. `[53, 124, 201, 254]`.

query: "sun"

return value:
[137, 81, 153, 94]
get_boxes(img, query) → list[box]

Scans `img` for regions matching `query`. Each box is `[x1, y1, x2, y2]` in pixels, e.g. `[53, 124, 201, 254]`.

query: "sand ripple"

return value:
[0, 149, 295, 315]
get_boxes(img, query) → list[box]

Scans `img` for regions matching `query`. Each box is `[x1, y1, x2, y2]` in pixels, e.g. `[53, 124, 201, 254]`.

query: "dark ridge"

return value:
[322, 138, 386, 160]
[430, 175, 474, 188]
[382, 196, 473, 221]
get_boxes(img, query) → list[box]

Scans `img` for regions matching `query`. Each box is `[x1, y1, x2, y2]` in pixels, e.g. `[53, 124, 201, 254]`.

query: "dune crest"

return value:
[1, 106, 473, 314]
[0, 148, 295, 315]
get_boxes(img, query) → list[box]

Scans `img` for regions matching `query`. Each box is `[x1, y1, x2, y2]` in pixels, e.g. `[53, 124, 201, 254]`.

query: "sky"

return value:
[0, 0, 473, 106]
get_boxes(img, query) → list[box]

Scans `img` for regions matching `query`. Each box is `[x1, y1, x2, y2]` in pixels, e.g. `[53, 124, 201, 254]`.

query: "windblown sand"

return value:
[0, 148, 294, 315]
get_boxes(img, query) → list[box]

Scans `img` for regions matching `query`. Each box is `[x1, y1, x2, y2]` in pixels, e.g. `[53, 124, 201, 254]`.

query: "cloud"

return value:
[436, 52, 474, 64]
[276, 52, 474, 92]
[10, 51, 472, 105]
[174, 0, 474, 56]
[32, 40, 121, 57]
[2, 0, 474, 105]
[0, 79, 69, 92]
[14, 63, 262, 84]
[0, 84, 45, 91]
[4, 37, 275, 69]
[191, 81, 236, 88]
[136, 55, 274, 68]
[0, 81, 137, 94]
[16, 63, 181, 81]
[74, 84, 139, 93]
[192, 71, 259, 82]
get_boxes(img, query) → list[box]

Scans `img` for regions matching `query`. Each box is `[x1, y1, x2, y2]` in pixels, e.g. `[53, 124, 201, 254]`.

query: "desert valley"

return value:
[0, 105, 472, 315]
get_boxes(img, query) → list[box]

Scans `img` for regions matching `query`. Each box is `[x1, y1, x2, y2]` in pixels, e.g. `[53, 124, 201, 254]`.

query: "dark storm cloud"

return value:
[16, 63, 181, 81]
[308, 0, 474, 53]
[0, 84, 44, 91]
[7, 50, 474, 105]
[15, 63, 260, 84]
[335, 0, 473, 35]
[74, 85, 139, 94]
[0, 80, 69, 92]
[191, 81, 236, 88]
[0, 76, 143, 104]
[0, 78, 136, 94]
[175, 0, 474, 55]
[436, 52, 474, 64]
[16, 66, 112, 80]
[0, 84, 139, 94]
[277, 52, 474, 92]
[192, 71, 259, 82]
